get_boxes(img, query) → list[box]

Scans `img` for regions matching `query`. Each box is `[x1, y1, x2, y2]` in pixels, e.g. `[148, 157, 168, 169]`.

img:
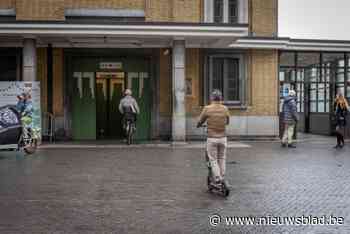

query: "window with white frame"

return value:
[207, 54, 246, 105]
[214, 0, 238, 23]
[228, 0, 238, 23]
[213, 0, 224, 23]
[205, 0, 247, 24]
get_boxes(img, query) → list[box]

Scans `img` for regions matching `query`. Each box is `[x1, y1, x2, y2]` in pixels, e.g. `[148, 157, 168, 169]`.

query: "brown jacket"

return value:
[198, 102, 230, 138]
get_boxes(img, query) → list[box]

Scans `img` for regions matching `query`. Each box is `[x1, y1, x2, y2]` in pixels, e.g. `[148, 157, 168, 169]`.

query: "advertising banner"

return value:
[0, 82, 41, 139]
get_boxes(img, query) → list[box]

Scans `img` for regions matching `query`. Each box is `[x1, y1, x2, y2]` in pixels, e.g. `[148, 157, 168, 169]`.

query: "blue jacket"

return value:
[335, 104, 348, 127]
[16, 99, 33, 118]
[282, 96, 298, 124]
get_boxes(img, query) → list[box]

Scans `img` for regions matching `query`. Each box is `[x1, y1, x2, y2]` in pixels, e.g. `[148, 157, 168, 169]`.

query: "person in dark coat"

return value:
[334, 93, 349, 148]
[281, 90, 298, 148]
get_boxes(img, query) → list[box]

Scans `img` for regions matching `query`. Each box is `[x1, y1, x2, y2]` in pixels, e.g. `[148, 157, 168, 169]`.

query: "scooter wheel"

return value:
[207, 176, 213, 192]
[224, 188, 230, 197]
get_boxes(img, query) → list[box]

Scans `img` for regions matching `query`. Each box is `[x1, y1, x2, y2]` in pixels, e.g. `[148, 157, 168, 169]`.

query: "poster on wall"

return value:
[0, 82, 41, 139]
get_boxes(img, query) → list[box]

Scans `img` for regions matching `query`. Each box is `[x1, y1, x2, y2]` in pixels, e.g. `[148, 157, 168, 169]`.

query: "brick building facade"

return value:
[0, 0, 349, 140]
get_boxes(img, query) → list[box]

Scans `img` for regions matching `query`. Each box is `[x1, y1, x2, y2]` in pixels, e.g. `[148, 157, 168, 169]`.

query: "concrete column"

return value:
[238, 0, 249, 24]
[22, 38, 37, 81]
[204, 0, 214, 23]
[172, 40, 186, 142]
[223, 0, 229, 23]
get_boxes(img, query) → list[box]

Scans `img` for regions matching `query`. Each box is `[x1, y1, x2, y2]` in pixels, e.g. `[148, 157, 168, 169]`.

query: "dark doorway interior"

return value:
[0, 55, 18, 81]
[96, 73, 125, 139]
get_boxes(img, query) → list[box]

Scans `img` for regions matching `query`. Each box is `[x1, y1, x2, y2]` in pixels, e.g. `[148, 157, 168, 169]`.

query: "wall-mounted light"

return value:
[163, 49, 170, 56]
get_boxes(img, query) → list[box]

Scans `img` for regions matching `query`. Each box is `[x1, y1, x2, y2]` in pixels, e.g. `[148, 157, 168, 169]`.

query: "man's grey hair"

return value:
[124, 89, 132, 96]
[289, 90, 296, 97]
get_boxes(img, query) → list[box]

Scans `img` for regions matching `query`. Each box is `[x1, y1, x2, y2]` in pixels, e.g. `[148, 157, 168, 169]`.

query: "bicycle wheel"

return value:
[127, 122, 132, 145]
[24, 138, 37, 154]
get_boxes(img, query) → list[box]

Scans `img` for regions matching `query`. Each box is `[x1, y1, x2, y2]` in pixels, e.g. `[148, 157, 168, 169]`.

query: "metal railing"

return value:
[42, 112, 55, 142]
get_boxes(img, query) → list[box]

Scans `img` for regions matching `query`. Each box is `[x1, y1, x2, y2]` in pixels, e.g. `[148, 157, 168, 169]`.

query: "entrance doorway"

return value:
[68, 54, 152, 141]
[96, 72, 125, 139]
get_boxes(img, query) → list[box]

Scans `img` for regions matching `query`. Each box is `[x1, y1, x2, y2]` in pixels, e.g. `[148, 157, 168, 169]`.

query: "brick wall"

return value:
[15, 0, 144, 21]
[185, 48, 202, 115]
[37, 48, 47, 113]
[16, 0, 65, 20]
[11, 0, 203, 22]
[146, 0, 201, 22]
[0, 0, 14, 8]
[145, 0, 172, 21]
[159, 48, 172, 116]
[250, 0, 278, 36]
[9, 0, 278, 28]
[53, 48, 64, 117]
[65, 0, 144, 9]
[172, 0, 201, 22]
[245, 49, 278, 116]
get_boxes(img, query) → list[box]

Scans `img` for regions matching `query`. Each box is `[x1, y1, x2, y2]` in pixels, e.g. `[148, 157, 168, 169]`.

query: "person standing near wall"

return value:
[281, 90, 298, 148]
[334, 93, 349, 149]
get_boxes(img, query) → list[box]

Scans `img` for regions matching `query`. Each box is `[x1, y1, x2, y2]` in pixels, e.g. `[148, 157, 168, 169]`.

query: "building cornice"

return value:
[230, 37, 350, 52]
[0, 21, 249, 36]
[0, 22, 249, 48]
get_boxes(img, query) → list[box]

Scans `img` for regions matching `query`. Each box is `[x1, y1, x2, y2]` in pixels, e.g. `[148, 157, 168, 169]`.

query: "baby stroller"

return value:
[0, 105, 37, 154]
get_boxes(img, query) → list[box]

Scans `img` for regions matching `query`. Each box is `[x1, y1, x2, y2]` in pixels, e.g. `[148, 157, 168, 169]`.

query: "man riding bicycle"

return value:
[197, 90, 230, 185]
[118, 89, 140, 135]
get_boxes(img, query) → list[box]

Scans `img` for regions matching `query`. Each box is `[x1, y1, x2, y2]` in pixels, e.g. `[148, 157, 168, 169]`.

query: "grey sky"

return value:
[278, 0, 349, 40]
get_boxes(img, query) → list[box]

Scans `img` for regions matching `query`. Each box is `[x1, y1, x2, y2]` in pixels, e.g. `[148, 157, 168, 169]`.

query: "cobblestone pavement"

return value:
[0, 138, 350, 234]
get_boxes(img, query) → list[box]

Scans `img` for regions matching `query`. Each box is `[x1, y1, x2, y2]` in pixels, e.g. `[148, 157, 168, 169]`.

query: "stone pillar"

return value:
[22, 38, 37, 81]
[223, 0, 229, 23]
[172, 40, 186, 141]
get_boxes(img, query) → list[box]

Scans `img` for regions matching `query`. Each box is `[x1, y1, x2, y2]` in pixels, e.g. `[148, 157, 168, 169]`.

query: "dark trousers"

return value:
[122, 113, 137, 132]
[335, 125, 345, 145]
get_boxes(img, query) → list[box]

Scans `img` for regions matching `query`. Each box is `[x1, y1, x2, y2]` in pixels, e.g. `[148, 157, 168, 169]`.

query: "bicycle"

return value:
[125, 119, 136, 145]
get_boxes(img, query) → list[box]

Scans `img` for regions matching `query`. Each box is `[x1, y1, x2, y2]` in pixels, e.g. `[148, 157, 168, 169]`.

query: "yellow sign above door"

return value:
[96, 72, 124, 79]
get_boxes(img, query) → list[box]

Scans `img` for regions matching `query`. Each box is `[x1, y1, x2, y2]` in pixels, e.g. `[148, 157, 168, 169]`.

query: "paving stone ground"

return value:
[0, 138, 349, 234]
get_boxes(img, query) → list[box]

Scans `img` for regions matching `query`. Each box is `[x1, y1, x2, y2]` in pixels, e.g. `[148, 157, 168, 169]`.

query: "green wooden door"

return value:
[128, 72, 151, 141]
[96, 79, 108, 139]
[72, 72, 96, 140]
[69, 55, 151, 141]
[109, 79, 124, 139]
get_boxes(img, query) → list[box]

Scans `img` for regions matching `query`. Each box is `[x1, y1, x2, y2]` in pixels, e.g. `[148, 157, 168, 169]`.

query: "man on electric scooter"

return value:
[118, 89, 140, 134]
[197, 90, 230, 186]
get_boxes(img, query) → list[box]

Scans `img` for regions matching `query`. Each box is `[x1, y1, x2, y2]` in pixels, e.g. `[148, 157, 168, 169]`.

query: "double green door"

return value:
[70, 57, 151, 141]
[96, 74, 125, 139]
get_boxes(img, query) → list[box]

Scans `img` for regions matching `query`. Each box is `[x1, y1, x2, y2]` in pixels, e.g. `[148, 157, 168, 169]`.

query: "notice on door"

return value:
[100, 62, 122, 70]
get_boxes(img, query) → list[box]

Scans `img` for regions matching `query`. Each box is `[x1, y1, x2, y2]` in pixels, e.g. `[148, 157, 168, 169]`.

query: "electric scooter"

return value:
[201, 125, 230, 197]
[205, 151, 230, 197]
